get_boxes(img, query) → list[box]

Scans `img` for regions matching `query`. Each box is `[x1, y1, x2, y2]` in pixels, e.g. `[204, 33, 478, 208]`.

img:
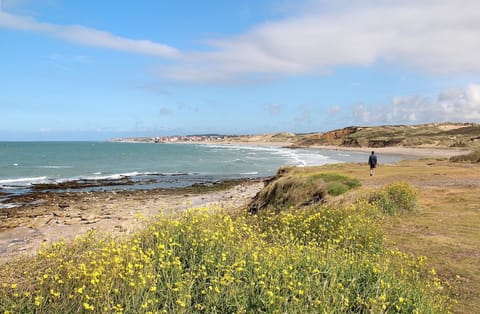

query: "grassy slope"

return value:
[308, 159, 480, 313]
[290, 123, 480, 150]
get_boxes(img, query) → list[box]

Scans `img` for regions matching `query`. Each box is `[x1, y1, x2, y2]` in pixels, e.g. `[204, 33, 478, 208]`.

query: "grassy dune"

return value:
[293, 122, 480, 149]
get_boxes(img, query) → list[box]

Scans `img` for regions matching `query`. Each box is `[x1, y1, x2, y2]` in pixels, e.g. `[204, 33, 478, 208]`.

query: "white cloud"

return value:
[159, 0, 480, 83]
[0, 11, 179, 58]
[2, 1, 480, 83]
[352, 84, 480, 125]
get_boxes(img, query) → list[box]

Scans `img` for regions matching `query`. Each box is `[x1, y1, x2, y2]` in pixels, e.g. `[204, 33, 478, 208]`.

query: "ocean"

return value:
[0, 142, 402, 207]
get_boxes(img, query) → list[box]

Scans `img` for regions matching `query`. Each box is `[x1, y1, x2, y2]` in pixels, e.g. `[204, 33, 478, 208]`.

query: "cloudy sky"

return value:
[1, 0, 480, 140]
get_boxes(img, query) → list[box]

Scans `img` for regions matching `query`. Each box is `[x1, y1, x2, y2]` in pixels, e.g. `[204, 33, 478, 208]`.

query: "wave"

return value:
[205, 144, 283, 153]
[0, 203, 20, 209]
[37, 165, 73, 169]
[76, 171, 193, 182]
[0, 171, 203, 189]
[0, 176, 48, 186]
[80, 171, 146, 181]
[240, 171, 259, 175]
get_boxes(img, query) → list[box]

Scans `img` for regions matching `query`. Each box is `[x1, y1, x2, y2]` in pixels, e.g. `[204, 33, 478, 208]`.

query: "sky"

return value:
[1, 0, 480, 140]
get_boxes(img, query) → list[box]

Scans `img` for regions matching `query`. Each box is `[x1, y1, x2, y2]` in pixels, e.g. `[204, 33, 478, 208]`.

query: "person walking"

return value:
[368, 151, 377, 176]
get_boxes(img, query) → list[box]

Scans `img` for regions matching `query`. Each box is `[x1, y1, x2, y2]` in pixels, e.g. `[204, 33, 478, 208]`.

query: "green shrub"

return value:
[250, 170, 361, 212]
[327, 181, 350, 196]
[371, 182, 418, 215]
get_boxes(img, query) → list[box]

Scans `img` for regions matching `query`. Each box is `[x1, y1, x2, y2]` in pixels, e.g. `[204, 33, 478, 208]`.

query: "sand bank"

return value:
[306, 145, 470, 158]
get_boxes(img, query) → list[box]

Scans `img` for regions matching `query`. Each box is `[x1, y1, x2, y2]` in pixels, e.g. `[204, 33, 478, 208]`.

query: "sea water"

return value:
[0, 142, 402, 205]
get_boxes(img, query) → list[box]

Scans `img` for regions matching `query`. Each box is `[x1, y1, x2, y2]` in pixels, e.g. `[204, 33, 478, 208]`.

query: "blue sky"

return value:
[1, 0, 480, 140]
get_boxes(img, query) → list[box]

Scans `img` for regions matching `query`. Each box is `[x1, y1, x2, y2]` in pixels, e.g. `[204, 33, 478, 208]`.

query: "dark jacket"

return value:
[368, 154, 377, 168]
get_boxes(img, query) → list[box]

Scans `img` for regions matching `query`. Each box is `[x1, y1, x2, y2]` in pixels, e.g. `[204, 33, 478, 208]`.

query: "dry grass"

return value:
[310, 159, 480, 313]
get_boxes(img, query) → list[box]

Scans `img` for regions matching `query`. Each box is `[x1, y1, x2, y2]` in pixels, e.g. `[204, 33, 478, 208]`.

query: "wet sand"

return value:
[306, 145, 470, 158]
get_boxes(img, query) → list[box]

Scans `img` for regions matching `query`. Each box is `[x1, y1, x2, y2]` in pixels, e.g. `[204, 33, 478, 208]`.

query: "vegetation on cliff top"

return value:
[249, 167, 361, 212]
[293, 122, 480, 149]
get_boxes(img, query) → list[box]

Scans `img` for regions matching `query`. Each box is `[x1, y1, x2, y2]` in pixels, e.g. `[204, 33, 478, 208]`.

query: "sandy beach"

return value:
[307, 145, 470, 158]
[0, 144, 467, 263]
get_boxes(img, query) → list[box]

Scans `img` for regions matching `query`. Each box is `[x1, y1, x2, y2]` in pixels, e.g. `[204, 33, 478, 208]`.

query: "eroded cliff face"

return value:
[292, 123, 480, 149]
[294, 126, 362, 147]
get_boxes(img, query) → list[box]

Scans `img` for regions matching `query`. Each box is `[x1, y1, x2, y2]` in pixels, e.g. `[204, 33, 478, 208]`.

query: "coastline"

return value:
[0, 143, 468, 262]
[169, 141, 471, 159]
[180, 140, 469, 159]
[0, 179, 265, 262]
[305, 145, 469, 158]
[111, 138, 470, 159]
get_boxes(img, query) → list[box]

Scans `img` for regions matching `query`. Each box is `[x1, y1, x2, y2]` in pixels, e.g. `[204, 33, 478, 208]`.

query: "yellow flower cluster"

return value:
[0, 204, 451, 313]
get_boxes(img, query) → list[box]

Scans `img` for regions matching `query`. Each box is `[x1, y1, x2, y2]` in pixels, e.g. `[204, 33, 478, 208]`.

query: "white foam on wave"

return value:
[37, 165, 73, 169]
[205, 144, 281, 153]
[79, 171, 184, 181]
[240, 171, 259, 175]
[279, 149, 339, 167]
[81, 171, 141, 181]
[0, 176, 48, 186]
[294, 150, 339, 166]
[0, 203, 21, 209]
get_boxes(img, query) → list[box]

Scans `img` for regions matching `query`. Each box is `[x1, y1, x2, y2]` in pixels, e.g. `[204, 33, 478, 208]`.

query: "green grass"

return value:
[249, 168, 360, 211]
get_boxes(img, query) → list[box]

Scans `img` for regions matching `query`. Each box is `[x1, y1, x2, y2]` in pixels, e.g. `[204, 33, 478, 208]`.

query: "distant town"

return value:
[110, 134, 238, 143]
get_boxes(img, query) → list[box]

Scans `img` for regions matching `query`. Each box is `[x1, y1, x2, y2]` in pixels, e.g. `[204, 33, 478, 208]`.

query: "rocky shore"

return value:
[0, 179, 264, 262]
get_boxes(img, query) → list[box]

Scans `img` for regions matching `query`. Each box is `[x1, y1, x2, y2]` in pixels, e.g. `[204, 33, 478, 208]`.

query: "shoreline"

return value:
[305, 145, 469, 158]
[180, 140, 469, 158]
[0, 143, 468, 262]
[0, 178, 265, 262]
[112, 138, 470, 159]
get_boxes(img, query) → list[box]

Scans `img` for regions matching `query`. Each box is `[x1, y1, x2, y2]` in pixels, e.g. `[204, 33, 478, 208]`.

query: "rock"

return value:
[52, 211, 66, 217]
[63, 218, 82, 225]
[114, 225, 127, 232]
[80, 214, 97, 221]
